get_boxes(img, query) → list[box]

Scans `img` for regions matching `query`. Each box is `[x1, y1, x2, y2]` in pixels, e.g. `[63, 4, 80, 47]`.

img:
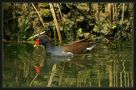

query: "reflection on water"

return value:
[2, 43, 133, 87]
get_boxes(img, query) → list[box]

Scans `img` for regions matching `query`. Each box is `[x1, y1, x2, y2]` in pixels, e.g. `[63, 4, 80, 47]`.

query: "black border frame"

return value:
[1, 0, 135, 89]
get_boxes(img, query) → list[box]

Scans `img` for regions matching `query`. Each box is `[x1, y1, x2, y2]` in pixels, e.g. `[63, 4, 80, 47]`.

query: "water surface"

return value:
[2, 43, 133, 87]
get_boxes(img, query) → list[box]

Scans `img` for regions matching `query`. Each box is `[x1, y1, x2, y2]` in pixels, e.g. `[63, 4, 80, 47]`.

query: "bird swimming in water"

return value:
[34, 35, 98, 57]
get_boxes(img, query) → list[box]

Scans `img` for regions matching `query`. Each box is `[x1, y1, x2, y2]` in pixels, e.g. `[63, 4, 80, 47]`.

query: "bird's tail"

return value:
[86, 44, 96, 51]
[86, 40, 99, 51]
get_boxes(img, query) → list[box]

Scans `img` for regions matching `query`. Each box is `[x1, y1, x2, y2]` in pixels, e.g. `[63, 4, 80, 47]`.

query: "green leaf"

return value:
[77, 28, 83, 33]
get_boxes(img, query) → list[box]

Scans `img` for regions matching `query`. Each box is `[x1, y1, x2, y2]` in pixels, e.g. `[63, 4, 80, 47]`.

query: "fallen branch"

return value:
[3, 17, 18, 22]
[3, 39, 35, 44]
[27, 31, 46, 40]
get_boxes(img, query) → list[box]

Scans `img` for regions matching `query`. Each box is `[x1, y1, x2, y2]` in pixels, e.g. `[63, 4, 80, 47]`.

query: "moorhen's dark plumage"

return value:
[34, 35, 97, 56]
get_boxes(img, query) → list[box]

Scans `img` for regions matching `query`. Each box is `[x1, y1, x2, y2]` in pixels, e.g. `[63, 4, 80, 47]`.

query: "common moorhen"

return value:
[34, 35, 97, 56]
